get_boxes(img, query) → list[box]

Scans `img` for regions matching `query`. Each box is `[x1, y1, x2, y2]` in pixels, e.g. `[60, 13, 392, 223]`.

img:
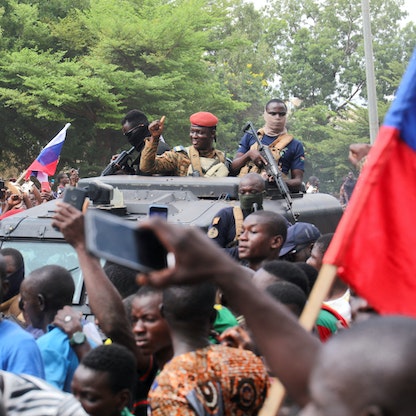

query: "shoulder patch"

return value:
[207, 227, 219, 239]
[211, 216, 221, 225]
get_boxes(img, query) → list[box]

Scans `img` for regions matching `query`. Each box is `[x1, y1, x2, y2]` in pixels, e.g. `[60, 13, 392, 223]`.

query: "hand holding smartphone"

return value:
[85, 209, 168, 272]
[63, 187, 88, 211]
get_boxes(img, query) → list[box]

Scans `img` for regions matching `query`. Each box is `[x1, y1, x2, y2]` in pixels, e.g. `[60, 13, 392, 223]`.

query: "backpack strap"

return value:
[187, 146, 203, 176]
[233, 206, 244, 241]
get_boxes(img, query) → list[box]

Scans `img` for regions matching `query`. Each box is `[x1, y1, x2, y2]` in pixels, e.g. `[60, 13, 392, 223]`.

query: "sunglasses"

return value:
[268, 111, 287, 117]
[123, 124, 146, 138]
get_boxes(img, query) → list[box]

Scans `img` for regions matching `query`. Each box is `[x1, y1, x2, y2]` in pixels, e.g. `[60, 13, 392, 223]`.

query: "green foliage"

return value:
[0, 0, 415, 183]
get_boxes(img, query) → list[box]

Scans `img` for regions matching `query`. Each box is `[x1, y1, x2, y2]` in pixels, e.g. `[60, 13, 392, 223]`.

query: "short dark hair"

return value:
[314, 233, 334, 255]
[266, 281, 307, 316]
[295, 262, 318, 290]
[308, 176, 319, 185]
[247, 210, 288, 242]
[262, 260, 309, 295]
[28, 265, 75, 311]
[103, 262, 139, 299]
[0, 255, 6, 282]
[121, 109, 149, 127]
[81, 343, 136, 394]
[162, 282, 217, 326]
[135, 284, 162, 298]
[56, 172, 68, 184]
[0, 247, 24, 272]
[265, 99, 287, 111]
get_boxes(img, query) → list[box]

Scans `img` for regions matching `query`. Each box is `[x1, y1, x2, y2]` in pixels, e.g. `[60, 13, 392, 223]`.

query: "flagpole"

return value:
[259, 264, 338, 415]
[16, 170, 29, 184]
[24, 123, 71, 181]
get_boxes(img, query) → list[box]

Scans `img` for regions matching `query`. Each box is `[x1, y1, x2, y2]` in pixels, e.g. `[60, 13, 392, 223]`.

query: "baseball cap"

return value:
[279, 222, 321, 257]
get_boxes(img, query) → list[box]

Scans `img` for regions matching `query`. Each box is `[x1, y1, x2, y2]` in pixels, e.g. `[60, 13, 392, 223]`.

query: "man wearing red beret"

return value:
[139, 112, 229, 177]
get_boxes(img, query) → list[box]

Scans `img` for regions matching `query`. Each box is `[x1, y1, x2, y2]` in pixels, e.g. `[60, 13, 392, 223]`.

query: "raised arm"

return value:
[139, 117, 167, 174]
[137, 219, 320, 406]
[51, 202, 150, 372]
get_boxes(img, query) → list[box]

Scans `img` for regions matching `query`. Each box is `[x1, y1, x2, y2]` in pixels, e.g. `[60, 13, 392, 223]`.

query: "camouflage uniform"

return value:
[140, 138, 228, 177]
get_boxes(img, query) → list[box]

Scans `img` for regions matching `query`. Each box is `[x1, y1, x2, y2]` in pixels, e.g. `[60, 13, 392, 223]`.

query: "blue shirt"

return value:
[36, 326, 79, 392]
[0, 319, 45, 378]
[237, 132, 305, 174]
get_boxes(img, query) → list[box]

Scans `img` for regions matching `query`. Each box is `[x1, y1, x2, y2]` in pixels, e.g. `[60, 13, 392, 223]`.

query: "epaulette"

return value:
[173, 145, 186, 153]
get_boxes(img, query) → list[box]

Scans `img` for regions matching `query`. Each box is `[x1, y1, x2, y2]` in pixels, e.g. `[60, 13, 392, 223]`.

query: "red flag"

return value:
[323, 48, 416, 317]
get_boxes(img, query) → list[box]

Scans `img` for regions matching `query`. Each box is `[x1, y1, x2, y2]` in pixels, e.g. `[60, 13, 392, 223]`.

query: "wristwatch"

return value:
[69, 331, 87, 347]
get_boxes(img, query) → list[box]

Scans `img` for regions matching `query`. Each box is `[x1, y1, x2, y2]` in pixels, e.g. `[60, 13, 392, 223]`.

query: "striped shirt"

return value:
[0, 370, 87, 416]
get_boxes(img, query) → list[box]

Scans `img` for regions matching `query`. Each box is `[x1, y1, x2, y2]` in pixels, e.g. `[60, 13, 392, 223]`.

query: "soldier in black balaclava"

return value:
[119, 109, 170, 175]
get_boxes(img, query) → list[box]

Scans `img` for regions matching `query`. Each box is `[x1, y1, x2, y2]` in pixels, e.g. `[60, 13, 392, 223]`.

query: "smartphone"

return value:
[21, 181, 34, 194]
[85, 209, 168, 272]
[63, 187, 88, 211]
[148, 204, 168, 220]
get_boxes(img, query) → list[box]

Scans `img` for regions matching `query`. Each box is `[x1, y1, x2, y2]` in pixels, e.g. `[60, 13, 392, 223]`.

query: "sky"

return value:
[403, 0, 416, 23]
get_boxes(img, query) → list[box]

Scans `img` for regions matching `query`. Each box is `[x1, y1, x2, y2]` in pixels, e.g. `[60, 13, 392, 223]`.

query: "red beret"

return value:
[189, 112, 218, 127]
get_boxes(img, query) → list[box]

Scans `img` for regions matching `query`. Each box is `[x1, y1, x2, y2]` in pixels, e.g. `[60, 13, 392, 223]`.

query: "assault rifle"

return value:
[243, 122, 298, 223]
[101, 146, 135, 176]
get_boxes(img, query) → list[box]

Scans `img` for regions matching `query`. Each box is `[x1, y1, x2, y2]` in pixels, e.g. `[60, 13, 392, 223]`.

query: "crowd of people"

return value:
[0, 103, 390, 415]
[0, 168, 79, 221]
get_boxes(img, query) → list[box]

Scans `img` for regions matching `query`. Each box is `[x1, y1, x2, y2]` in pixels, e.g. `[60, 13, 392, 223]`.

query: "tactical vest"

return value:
[186, 146, 229, 177]
[238, 130, 294, 177]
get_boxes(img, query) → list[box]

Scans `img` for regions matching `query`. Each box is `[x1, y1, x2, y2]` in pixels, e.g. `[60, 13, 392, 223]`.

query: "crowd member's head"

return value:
[130, 285, 172, 366]
[253, 260, 309, 295]
[20, 265, 75, 331]
[189, 111, 218, 152]
[56, 172, 70, 187]
[238, 172, 265, 214]
[295, 262, 318, 291]
[279, 222, 321, 262]
[121, 109, 150, 149]
[266, 281, 307, 317]
[307, 233, 334, 271]
[0, 247, 25, 303]
[158, 282, 268, 415]
[162, 282, 217, 338]
[0, 255, 7, 303]
[263, 99, 288, 136]
[303, 316, 416, 416]
[69, 168, 80, 187]
[306, 176, 319, 189]
[238, 210, 287, 270]
[72, 343, 136, 416]
[103, 262, 139, 299]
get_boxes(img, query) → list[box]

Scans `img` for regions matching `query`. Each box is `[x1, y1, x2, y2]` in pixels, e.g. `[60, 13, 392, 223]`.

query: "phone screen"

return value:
[148, 204, 168, 220]
[85, 209, 168, 272]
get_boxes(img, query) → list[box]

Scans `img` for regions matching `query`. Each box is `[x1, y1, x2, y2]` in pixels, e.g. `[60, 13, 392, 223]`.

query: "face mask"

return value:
[125, 125, 149, 148]
[239, 192, 264, 212]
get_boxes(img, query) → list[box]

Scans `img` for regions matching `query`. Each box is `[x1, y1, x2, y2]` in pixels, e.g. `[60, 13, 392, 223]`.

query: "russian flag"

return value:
[323, 48, 416, 317]
[25, 123, 70, 181]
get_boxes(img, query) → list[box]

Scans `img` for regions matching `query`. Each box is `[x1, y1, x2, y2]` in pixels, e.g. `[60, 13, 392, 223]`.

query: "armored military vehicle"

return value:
[0, 175, 343, 314]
